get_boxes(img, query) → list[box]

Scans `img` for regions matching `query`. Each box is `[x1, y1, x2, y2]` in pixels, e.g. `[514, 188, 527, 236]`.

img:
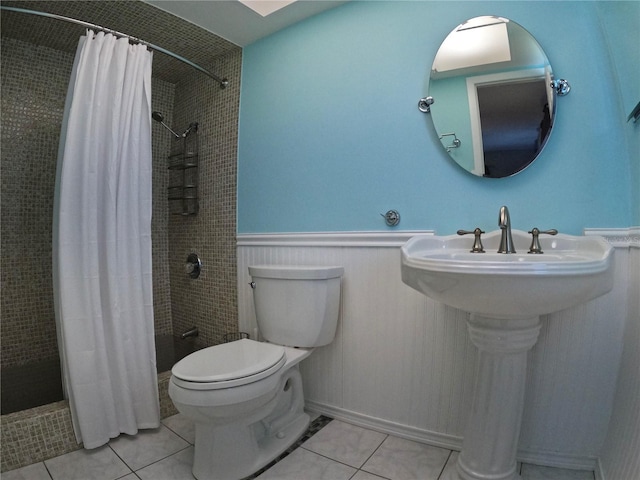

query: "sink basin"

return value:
[401, 227, 614, 480]
[401, 229, 614, 318]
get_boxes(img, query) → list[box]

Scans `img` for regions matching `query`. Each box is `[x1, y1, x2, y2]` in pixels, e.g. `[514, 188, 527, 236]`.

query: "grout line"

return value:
[358, 433, 389, 468]
[436, 450, 454, 480]
[42, 461, 54, 480]
[355, 433, 391, 479]
[132, 444, 192, 474]
[107, 425, 193, 474]
[107, 444, 135, 476]
[348, 467, 392, 480]
[161, 419, 194, 444]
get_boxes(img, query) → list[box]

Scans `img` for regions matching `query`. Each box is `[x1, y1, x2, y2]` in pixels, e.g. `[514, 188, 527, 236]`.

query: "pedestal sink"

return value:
[401, 229, 614, 480]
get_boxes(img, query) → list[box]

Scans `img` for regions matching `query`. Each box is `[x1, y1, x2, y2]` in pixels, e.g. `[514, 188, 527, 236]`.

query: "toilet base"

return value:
[188, 365, 310, 480]
[192, 412, 310, 480]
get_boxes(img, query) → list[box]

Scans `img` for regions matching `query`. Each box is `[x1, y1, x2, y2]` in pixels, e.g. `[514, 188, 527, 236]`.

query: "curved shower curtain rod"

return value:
[1, 6, 229, 89]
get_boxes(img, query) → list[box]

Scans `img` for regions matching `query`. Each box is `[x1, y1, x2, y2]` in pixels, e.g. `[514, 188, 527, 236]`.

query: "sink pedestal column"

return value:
[456, 315, 542, 480]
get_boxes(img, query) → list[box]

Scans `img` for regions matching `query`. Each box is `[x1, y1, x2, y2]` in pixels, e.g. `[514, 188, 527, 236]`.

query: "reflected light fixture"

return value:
[433, 16, 511, 73]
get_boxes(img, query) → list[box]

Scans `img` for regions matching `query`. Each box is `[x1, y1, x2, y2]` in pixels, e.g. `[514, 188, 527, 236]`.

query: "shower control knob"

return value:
[185, 253, 202, 279]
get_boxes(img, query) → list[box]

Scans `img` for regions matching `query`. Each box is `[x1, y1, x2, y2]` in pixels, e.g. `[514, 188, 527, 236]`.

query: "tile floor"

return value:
[3, 414, 595, 480]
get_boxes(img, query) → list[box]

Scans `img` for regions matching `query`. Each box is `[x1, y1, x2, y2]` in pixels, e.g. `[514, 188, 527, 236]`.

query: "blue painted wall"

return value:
[596, 1, 640, 226]
[238, 1, 637, 235]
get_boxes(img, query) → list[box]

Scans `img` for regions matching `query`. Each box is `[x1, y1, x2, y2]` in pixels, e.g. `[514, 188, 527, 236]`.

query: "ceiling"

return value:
[142, 0, 348, 47]
[1, 0, 347, 84]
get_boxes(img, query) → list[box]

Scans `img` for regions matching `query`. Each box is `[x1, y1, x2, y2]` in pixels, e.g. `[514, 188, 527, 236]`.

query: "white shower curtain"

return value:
[53, 30, 159, 449]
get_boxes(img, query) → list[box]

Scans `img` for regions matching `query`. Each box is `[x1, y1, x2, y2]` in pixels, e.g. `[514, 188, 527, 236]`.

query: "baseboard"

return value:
[517, 448, 597, 471]
[305, 400, 598, 471]
[304, 400, 462, 451]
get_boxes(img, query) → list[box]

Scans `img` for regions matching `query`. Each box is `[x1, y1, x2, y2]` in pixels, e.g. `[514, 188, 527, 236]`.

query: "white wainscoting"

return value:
[237, 230, 632, 470]
[596, 228, 640, 480]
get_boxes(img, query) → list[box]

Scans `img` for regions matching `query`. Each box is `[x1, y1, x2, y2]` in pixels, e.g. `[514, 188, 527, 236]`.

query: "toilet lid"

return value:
[171, 339, 286, 386]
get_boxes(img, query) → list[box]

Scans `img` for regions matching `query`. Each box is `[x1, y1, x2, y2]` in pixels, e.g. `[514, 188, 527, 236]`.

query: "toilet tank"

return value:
[248, 265, 344, 348]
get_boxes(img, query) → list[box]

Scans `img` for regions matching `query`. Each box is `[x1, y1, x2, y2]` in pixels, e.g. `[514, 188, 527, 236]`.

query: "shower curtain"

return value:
[52, 30, 159, 449]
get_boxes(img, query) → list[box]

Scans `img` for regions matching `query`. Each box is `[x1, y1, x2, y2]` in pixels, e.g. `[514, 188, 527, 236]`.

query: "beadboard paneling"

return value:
[598, 232, 640, 480]
[237, 230, 631, 468]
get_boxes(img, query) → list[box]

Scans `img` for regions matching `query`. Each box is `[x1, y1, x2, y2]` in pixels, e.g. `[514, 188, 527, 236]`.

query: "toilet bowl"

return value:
[169, 339, 312, 479]
[169, 265, 344, 480]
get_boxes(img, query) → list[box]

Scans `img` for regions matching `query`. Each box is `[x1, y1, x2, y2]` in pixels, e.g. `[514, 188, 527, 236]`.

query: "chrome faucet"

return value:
[497, 206, 516, 253]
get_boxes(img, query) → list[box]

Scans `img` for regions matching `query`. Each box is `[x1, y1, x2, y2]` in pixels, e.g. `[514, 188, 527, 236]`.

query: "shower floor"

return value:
[1, 335, 200, 415]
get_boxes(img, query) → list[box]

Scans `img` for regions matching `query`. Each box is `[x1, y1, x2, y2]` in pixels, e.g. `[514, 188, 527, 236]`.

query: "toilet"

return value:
[168, 265, 344, 480]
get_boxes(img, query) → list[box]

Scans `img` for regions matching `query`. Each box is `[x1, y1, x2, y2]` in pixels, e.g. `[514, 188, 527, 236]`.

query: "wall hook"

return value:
[381, 210, 401, 226]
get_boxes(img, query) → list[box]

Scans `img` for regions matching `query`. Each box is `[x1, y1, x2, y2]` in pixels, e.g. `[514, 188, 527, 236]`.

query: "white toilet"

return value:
[168, 265, 344, 480]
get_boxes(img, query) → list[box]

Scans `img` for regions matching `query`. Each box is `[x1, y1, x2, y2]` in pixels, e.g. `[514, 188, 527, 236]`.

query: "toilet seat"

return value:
[171, 339, 286, 390]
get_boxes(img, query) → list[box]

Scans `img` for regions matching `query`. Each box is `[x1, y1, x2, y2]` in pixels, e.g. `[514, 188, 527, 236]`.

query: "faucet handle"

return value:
[527, 228, 558, 254]
[457, 228, 486, 253]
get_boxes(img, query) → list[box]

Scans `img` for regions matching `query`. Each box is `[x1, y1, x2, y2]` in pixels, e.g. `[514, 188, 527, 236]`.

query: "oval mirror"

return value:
[428, 16, 560, 178]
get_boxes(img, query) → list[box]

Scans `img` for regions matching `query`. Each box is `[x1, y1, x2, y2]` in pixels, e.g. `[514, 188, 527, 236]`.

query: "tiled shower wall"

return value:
[0, 36, 175, 368]
[0, 38, 72, 368]
[168, 50, 242, 346]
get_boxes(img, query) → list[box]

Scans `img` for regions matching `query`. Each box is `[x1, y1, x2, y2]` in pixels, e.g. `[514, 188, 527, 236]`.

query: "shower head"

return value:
[151, 111, 180, 138]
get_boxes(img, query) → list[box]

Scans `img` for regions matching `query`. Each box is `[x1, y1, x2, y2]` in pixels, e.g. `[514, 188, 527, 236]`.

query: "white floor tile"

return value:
[44, 445, 131, 480]
[13, 416, 599, 480]
[255, 447, 356, 480]
[162, 413, 196, 444]
[302, 420, 387, 468]
[521, 464, 594, 480]
[108, 425, 189, 471]
[136, 447, 196, 480]
[362, 435, 451, 480]
[2, 462, 52, 480]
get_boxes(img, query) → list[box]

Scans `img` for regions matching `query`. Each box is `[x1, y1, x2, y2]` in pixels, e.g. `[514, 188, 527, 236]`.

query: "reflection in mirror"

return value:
[428, 17, 556, 178]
